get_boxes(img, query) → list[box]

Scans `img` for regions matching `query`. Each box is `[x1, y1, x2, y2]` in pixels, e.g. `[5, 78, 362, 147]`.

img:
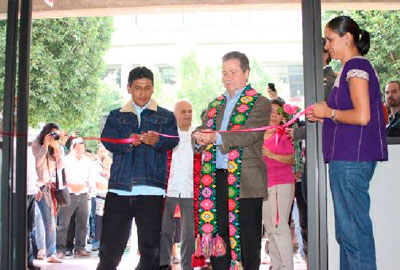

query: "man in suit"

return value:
[323, 37, 337, 101]
[192, 51, 271, 270]
[385, 80, 400, 137]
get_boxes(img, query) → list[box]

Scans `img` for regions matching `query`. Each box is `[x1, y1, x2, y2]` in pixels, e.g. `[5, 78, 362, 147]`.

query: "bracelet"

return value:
[331, 109, 338, 124]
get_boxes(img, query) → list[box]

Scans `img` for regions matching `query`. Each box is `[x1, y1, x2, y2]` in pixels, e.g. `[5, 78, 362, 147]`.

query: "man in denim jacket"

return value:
[97, 67, 179, 270]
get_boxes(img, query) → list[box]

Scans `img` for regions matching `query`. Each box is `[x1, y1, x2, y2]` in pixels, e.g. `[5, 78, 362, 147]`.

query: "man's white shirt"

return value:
[63, 154, 94, 194]
[167, 126, 194, 198]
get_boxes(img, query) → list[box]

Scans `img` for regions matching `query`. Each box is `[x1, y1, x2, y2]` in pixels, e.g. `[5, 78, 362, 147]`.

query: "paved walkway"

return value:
[34, 245, 307, 270]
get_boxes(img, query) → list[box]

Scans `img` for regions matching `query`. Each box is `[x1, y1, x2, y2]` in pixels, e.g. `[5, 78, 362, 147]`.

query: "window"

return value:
[102, 65, 121, 88]
[288, 65, 304, 97]
[158, 66, 176, 85]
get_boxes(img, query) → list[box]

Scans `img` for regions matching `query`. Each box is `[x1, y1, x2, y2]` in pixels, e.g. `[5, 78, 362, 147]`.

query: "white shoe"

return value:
[261, 254, 270, 264]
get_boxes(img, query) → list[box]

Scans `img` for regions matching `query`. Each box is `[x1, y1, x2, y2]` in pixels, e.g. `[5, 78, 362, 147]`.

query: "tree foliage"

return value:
[178, 53, 221, 125]
[0, 17, 114, 132]
[249, 58, 271, 93]
[323, 10, 400, 89]
[80, 82, 124, 150]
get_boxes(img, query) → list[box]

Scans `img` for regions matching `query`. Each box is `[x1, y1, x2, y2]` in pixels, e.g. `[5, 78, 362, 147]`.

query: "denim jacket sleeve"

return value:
[101, 110, 135, 154]
[153, 112, 179, 152]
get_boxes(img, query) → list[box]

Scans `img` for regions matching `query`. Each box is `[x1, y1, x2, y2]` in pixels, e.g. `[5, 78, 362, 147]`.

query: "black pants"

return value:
[97, 192, 164, 270]
[66, 212, 75, 251]
[295, 181, 308, 256]
[27, 195, 36, 267]
[210, 170, 263, 270]
[89, 197, 96, 238]
[57, 193, 89, 252]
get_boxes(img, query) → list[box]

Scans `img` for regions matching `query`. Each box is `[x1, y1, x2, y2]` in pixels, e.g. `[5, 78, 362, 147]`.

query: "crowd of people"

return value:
[27, 127, 113, 269]
[25, 15, 400, 270]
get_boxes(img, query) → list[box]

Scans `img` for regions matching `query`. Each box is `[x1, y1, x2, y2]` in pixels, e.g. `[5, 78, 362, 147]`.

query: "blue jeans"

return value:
[329, 161, 377, 270]
[36, 186, 57, 257]
[34, 202, 46, 250]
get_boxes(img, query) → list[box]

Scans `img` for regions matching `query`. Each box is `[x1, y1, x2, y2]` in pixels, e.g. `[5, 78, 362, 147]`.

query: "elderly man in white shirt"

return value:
[160, 100, 198, 270]
[56, 138, 94, 258]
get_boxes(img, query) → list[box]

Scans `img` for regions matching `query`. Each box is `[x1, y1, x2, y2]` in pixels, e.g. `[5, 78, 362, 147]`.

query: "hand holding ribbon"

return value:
[193, 129, 216, 145]
[306, 102, 325, 123]
[140, 131, 159, 146]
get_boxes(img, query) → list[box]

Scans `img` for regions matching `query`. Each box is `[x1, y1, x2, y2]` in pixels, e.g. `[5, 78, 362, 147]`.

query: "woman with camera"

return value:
[32, 122, 64, 263]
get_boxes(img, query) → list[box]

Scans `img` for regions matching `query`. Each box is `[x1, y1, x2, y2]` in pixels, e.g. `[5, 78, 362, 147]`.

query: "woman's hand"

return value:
[262, 146, 275, 158]
[43, 134, 52, 148]
[48, 136, 59, 148]
[35, 190, 43, 201]
[50, 138, 61, 160]
[286, 128, 294, 142]
[306, 102, 327, 123]
[313, 101, 330, 119]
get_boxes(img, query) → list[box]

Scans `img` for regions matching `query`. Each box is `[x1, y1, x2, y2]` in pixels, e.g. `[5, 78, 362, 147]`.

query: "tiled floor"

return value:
[34, 250, 139, 270]
[34, 248, 307, 270]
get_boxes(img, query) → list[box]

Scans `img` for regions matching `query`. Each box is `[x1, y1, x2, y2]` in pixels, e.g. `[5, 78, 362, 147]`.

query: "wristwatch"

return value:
[331, 109, 338, 124]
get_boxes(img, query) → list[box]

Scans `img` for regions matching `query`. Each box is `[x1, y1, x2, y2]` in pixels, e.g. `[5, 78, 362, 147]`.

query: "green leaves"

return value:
[323, 10, 400, 93]
[0, 17, 113, 133]
[178, 53, 221, 125]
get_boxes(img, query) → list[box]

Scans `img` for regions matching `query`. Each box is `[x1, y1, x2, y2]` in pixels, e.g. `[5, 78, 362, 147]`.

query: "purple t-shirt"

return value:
[323, 56, 388, 162]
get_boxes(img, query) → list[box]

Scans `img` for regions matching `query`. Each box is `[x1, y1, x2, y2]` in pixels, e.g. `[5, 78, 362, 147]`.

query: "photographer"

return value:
[32, 123, 64, 263]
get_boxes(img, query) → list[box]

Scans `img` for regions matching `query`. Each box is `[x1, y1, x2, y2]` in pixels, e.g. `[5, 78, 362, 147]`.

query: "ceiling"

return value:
[1, 0, 400, 19]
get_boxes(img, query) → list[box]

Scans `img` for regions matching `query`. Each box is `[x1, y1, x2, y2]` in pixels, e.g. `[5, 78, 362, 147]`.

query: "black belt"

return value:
[216, 168, 228, 174]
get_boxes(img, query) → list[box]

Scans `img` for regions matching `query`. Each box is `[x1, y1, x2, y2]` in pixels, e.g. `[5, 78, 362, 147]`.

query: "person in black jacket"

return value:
[323, 37, 337, 101]
[385, 80, 400, 137]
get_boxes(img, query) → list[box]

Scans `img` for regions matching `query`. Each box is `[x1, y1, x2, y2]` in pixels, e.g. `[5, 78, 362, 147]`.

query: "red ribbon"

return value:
[216, 104, 314, 134]
[79, 132, 180, 144]
[0, 106, 314, 144]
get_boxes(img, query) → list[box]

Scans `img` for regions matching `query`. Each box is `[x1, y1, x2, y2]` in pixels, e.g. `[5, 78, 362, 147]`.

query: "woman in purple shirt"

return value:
[307, 16, 388, 270]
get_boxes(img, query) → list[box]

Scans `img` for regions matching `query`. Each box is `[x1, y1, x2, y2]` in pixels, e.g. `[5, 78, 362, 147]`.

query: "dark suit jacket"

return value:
[193, 92, 271, 198]
[324, 66, 337, 101]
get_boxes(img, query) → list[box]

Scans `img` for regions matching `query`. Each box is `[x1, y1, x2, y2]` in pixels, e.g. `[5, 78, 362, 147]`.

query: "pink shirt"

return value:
[263, 132, 295, 188]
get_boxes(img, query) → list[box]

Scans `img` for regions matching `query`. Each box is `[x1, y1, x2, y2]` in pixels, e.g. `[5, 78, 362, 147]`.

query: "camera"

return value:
[50, 132, 60, 140]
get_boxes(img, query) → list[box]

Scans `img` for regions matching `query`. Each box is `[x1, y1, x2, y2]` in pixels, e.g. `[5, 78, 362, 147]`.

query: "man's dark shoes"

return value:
[65, 250, 73, 257]
[74, 250, 91, 257]
[159, 265, 172, 270]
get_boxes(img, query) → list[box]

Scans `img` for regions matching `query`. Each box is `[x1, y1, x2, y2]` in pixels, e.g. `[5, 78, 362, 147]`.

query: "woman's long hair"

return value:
[37, 122, 60, 157]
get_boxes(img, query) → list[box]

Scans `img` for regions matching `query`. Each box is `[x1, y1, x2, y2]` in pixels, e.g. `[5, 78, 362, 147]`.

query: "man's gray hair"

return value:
[222, 51, 250, 73]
